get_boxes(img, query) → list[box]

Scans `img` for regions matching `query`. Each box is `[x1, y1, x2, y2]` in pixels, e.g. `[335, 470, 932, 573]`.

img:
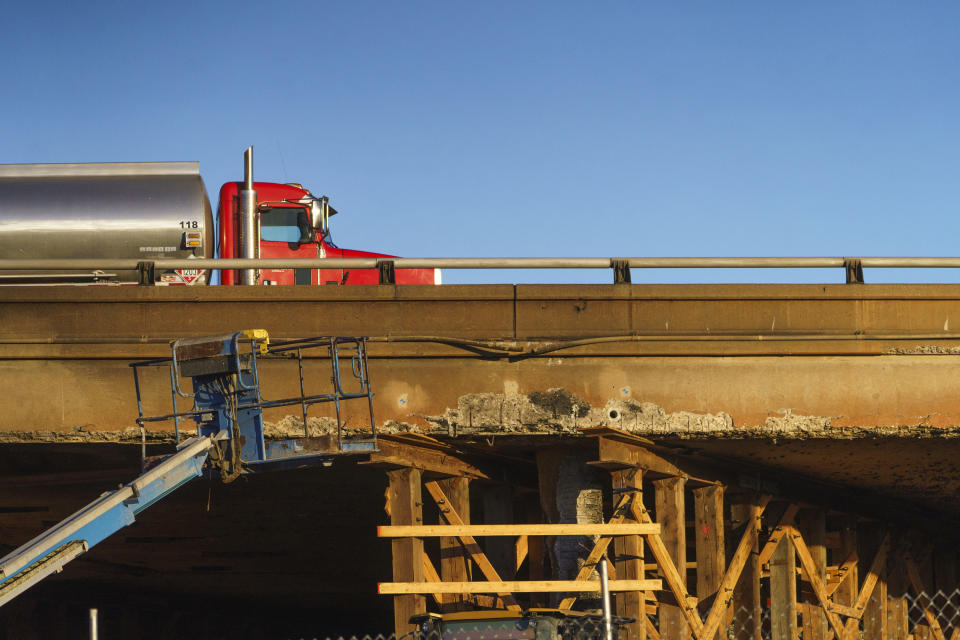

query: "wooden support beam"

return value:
[836, 516, 859, 609]
[379, 579, 663, 594]
[700, 496, 771, 640]
[422, 550, 445, 605]
[437, 477, 471, 610]
[587, 429, 721, 486]
[614, 468, 646, 640]
[694, 485, 725, 640]
[729, 501, 763, 640]
[906, 554, 949, 640]
[634, 489, 704, 638]
[423, 481, 521, 611]
[826, 551, 859, 598]
[388, 468, 426, 638]
[785, 526, 850, 640]
[797, 509, 828, 640]
[758, 503, 799, 567]
[770, 526, 798, 640]
[367, 434, 491, 479]
[379, 523, 661, 537]
[860, 524, 888, 640]
[654, 477, 692, 640]
[888, 596, 908, 640]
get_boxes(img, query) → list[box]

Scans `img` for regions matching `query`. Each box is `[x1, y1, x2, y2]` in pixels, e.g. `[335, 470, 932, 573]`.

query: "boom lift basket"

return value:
[131, 331, 378, 474]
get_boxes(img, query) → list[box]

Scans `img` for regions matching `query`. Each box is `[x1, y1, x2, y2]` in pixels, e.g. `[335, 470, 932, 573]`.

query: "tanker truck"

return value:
[0, 147, 438, 286]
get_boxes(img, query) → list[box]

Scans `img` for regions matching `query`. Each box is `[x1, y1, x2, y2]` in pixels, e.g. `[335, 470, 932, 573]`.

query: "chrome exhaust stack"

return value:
[239, 146, 259, 285]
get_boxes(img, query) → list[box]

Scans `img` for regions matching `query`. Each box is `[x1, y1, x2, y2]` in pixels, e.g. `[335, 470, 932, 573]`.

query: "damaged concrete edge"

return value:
[6, 390, 960, 443]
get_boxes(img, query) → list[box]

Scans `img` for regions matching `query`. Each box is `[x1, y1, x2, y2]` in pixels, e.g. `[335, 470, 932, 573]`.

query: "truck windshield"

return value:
[260, 207, 304, 243]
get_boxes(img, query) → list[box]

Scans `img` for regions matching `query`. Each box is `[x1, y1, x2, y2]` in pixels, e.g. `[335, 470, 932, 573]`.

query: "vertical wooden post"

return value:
[388, 468, 425, 637]
[614, 468, 646, 640]
[887, 596, 908, 640]
[861, 523, 888, 640]
[730, 501, 762, 640]
[836, 515, 859, 608]
[797, 509, 827, 640]
[438, 477, 471, 611]
[694, 485, 725, 640]
[770, 529, 798, 640]
[654, 477, 689, 640]
[887, 544, 909, 640]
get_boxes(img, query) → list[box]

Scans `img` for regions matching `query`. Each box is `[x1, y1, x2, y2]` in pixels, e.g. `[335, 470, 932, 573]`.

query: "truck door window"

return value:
[260, 207, 306, 243]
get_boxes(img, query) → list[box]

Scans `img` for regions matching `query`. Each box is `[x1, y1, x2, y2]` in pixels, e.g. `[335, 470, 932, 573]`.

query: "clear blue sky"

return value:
[3, 2, 959, 284]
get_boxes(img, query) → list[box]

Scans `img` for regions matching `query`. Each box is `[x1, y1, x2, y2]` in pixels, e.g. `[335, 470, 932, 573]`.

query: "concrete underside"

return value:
[3, 284, 960, 636]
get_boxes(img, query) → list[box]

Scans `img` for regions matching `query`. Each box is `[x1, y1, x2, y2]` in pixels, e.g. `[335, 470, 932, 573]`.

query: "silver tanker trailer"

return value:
[0, 161, 213, 284]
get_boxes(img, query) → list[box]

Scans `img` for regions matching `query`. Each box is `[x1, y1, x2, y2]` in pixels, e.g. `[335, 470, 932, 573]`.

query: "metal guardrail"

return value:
[4, 256, 960, 283]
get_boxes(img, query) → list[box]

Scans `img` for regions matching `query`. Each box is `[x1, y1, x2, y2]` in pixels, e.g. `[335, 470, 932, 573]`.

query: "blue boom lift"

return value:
[0, 330, 376, 606]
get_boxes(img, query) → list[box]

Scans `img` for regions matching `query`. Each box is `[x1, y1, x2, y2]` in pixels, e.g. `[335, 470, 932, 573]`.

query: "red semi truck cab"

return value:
[218, 180, 438, 286]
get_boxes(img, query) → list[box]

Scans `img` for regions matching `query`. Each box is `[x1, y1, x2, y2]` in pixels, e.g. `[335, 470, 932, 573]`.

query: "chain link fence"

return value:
[302, 589, 960, 640]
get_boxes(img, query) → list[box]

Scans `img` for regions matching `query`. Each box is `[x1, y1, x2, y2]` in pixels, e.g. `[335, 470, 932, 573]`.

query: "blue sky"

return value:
[3, 2, 959, 284]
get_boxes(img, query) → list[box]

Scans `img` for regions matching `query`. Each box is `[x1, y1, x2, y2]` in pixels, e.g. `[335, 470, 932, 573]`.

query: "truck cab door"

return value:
[258, 206, 330, 285]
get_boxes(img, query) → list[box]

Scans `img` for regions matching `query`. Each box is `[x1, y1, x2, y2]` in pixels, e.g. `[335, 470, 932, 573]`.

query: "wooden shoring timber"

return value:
[437, 476, 471, 610]
[631, 489, 704, 637]
[388, 468, 427, 637]
[515, 535, 528, 573]
[583, 427, 728, 486]
[787, 527, 890, 640]
[729, 501, 763, 640]
[654, 476, 693, 640]
[422, 551, 444, 606]
[770, 528, 798, 640]
[613, 467, 646, 640]
[905, 554, 949, 640]
[758, 504, 800, 567]
[557, 489, 637, 610]
[784, 526, 848, 640]
[826, 552, 859, 598]
[422, 480, 521, 611]
[367, 434, 493, 479]
[379, 523, 661, 537]
[699, 495, 772, 640]
[379, 579, 663, 595]
[693, 485, 725, 640]
[797, 509, 828, 640]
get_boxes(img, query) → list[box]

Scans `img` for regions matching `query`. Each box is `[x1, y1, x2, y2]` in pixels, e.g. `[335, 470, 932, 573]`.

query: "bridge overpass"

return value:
[2, 282, 960, 638]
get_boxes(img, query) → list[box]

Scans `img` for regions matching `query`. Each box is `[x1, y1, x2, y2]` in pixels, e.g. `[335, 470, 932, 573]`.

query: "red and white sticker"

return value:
[174, 268, 205, 285]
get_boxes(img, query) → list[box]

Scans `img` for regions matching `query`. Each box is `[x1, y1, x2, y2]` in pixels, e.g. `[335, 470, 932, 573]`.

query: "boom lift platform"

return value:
[0, 330, 376, 607]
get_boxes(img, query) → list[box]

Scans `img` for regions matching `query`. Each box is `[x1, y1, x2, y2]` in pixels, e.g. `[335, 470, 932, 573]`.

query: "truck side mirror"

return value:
[307, 196, 331, 239]
[309, 198, 323, 231]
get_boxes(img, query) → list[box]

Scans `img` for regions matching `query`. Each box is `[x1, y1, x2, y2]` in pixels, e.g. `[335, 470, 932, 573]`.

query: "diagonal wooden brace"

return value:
[424, 481, 521, 611]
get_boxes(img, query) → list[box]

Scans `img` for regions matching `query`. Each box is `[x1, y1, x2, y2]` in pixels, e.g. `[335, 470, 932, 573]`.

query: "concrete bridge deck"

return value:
[2, 283, 960, 512]
[4, 284, 960, 637]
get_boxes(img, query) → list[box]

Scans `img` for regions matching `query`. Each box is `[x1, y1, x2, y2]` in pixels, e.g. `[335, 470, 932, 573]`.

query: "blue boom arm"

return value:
[0, 435, 215, 606]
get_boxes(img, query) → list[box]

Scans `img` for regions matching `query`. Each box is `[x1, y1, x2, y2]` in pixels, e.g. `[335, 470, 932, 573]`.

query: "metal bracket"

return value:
[378, 259, 396, 285]
[611, 259, 631, 284]
[136, 261, 155, 286]
[844, 258, 864, 284]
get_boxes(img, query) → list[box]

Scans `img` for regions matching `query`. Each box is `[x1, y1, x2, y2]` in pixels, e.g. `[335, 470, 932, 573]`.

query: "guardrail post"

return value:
[845, 259, 864, 284]
[611, 259, 632, 284]
[136, 261, 155, 286]
[378, 260, 396, 285]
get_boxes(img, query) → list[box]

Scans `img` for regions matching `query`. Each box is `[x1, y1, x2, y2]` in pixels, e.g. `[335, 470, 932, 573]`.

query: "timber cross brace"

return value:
[368, 430, 960, 640]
